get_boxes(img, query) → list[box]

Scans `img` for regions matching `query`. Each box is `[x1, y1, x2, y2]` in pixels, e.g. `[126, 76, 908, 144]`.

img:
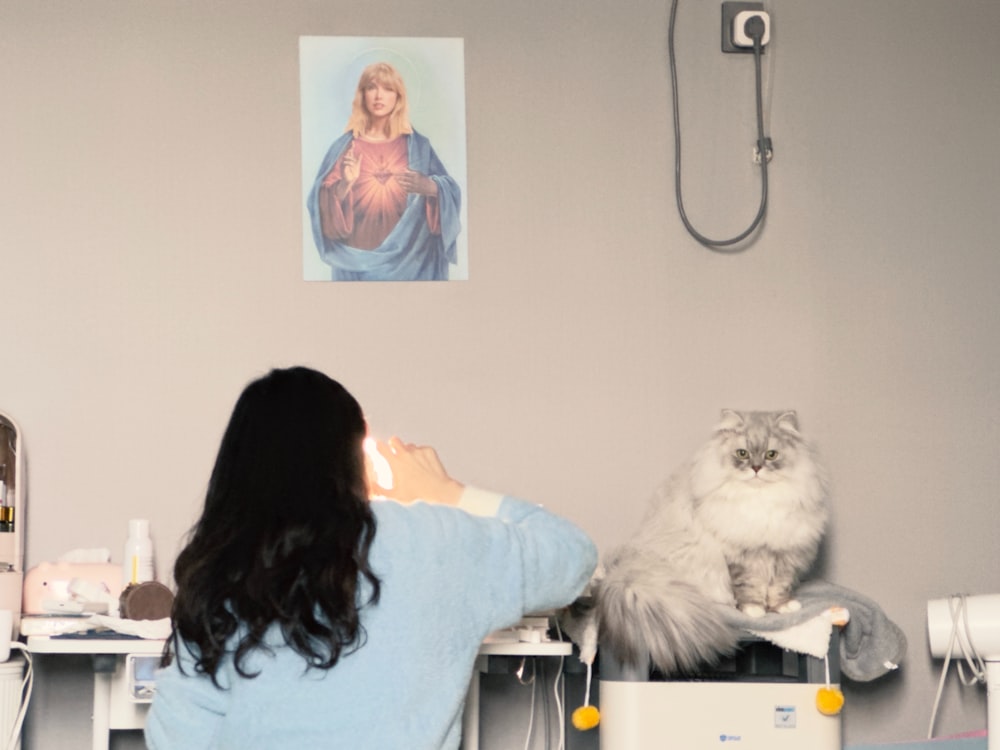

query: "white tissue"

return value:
[57, 548, 112, 563]
[67, 578, 117, 606]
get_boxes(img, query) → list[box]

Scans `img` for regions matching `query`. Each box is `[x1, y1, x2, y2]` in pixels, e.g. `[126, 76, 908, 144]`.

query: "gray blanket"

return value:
[717, 580, 906, 682]
[560, 579, 906, 683]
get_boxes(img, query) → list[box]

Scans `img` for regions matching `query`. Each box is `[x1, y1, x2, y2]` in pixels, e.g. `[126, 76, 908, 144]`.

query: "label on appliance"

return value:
[774, 705, 797, 728]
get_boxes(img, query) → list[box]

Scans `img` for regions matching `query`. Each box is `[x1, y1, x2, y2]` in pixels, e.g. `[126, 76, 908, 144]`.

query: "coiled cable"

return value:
[668, 0, 770, 250]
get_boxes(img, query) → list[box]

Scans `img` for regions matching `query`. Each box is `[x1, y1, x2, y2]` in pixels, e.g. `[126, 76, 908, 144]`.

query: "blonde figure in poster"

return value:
[308, 62, 462, 281]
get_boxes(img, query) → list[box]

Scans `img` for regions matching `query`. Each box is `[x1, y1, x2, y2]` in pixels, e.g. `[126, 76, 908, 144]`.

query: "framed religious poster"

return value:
[301, 36, 468, 282]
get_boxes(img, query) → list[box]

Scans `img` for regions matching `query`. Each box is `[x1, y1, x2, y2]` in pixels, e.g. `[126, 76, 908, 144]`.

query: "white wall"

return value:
[1, 0, 998, 747]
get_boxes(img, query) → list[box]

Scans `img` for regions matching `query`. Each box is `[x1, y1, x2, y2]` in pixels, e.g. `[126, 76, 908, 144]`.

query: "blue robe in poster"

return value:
[307, 130, 462, 281]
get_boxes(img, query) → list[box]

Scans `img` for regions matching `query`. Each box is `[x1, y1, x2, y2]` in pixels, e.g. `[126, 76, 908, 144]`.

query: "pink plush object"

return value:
[22, 562, 123, 614]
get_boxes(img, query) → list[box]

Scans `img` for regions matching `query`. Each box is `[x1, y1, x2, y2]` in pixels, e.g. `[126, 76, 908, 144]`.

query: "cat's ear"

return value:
[774, 410, 800, 434]
[718, 409, 745, 432]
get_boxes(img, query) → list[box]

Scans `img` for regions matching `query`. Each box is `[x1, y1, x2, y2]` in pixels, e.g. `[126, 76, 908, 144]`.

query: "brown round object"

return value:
[119, 581, 174, 620]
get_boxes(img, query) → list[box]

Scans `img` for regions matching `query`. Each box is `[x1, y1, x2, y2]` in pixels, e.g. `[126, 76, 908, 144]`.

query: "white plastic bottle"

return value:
[123, 519, 155, 586]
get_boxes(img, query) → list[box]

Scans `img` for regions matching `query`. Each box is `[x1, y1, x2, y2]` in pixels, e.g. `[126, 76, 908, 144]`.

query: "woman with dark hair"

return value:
[145, 366, 597, 749]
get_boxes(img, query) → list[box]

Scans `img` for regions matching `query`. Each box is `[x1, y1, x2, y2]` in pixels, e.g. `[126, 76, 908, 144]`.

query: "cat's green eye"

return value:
[736, 449, 749, 459]
[766, 450, 778, 460]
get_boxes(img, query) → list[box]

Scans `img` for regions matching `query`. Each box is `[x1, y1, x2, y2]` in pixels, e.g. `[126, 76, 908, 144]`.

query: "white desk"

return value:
[462, 638, 573, 750]
[26, 635, 164, 750]
[27, 631, 572, 750]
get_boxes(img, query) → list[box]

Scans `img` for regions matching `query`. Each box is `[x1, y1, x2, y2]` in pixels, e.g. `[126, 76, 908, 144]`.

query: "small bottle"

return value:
[123, 519, 155, 586]
[0, 465, 9, 533]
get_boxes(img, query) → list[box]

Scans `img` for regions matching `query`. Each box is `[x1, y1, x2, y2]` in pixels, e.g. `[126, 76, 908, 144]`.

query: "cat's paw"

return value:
[774, 599, 802, 614]
[739, 603, 766, 618]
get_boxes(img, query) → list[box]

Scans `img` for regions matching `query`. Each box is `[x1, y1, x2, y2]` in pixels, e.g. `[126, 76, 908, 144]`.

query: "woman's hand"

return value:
[342, 145, 361, 185]
[365, 436, 463, 506]
[394, 170, 438, 197]
[333, 146, 362, 201]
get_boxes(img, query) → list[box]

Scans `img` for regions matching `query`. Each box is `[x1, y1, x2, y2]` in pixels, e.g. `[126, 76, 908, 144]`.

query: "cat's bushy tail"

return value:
[596, 557, 741, 675]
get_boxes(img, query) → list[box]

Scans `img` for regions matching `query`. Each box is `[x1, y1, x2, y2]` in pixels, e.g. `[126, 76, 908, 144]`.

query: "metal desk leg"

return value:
[91, 655, 116, 750]
[462, 655, 487, 750]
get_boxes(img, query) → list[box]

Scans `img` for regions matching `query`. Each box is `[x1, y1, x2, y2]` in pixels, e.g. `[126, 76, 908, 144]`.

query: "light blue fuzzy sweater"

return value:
[144, 488, 597, 749]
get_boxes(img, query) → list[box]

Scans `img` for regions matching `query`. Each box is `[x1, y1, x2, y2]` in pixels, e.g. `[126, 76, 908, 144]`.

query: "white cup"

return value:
[0, 610, 11, 662]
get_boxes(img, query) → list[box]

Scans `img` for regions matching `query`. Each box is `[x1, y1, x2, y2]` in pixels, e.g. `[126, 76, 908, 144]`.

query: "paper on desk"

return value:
[89, 615, 171, 640]
[19, 616, 95, 637]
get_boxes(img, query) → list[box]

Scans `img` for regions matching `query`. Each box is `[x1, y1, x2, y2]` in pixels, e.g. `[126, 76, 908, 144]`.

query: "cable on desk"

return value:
[4, 644, 32, 750]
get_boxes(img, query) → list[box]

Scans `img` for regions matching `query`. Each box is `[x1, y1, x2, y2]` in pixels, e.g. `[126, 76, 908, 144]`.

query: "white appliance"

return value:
[0, 411, 25, 639]
[0, 411, 26, 750]
[599, 638, 842, 750]
[927, 594, 1000, 750]
[600, 680, 841, 749]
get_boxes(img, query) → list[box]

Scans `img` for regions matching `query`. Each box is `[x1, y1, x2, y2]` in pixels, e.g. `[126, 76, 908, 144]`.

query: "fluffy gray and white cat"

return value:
[596, 409, 829, 675]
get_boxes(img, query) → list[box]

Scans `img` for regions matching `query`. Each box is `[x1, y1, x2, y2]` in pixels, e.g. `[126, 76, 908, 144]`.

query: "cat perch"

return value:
[721, 580, 906, 682]
[560, 580, 906, 749]
[562, 579, 906, 683]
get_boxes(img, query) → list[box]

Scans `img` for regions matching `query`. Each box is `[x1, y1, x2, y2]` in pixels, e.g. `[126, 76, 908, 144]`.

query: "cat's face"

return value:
[714, 410, 802, 484]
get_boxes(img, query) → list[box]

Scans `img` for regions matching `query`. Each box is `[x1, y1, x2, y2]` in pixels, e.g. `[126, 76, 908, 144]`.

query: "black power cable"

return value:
[669, 0, 770, 250]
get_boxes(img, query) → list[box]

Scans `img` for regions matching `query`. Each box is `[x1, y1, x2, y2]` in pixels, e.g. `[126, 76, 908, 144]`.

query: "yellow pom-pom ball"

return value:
[816, 686, 845, 716]
[572, 705, 601, 731]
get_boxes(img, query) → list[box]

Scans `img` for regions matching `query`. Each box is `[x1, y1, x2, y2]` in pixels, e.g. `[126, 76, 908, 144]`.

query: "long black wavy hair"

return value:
[168, 367, 381, 684]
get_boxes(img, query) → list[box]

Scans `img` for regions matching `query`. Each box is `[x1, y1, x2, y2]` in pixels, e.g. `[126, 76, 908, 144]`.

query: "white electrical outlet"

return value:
[733, 10, 770, 48]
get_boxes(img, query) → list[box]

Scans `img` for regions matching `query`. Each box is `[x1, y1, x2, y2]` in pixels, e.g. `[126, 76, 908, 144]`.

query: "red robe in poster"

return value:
[317, 136, 441, 251]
